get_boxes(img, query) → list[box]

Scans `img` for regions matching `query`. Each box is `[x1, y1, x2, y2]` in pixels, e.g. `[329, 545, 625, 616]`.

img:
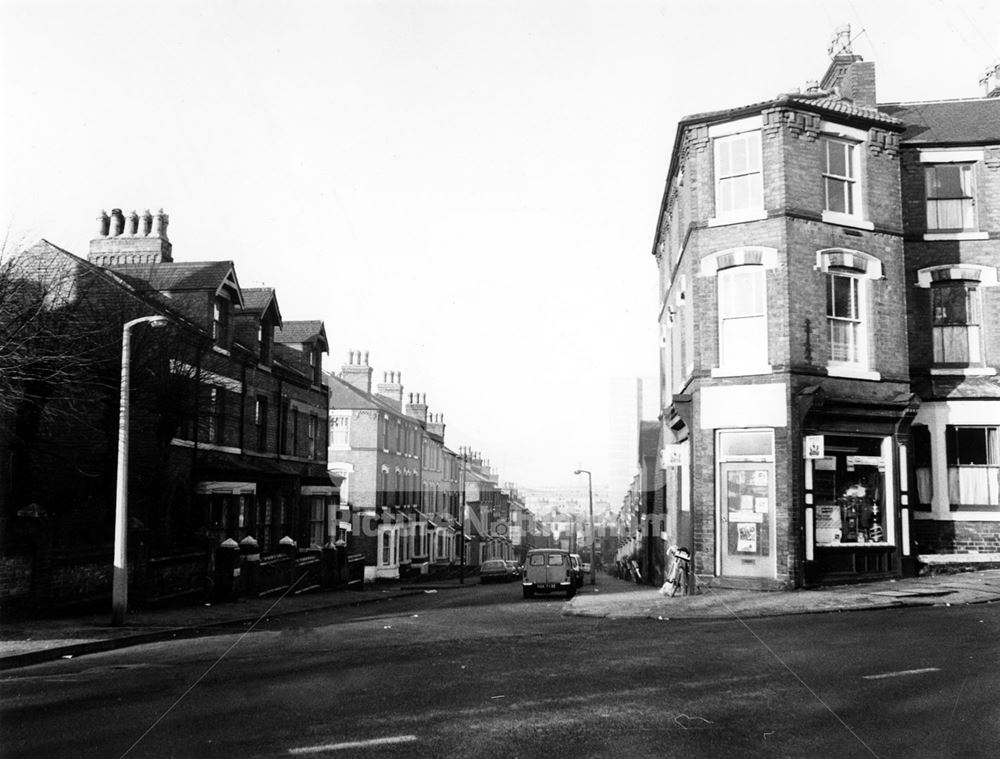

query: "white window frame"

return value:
[819, 123, 872, 230]
[330, 411, 352, 450]
[816, 249, 882, 380]
[709, 117, 765, 226]
[715, 265, 769, 376]
[919, 149, 988, 240]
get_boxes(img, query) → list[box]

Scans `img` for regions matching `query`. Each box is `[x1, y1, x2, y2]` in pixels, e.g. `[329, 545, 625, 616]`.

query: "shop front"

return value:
[801, 395, 919, 584]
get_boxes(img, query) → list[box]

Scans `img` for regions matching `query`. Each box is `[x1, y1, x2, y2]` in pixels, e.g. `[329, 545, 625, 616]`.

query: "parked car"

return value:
[569, 553, 584, 588]
[480, 559, 518, 584]
[504, 560, 522, 578]
[522, 549, 576, 599]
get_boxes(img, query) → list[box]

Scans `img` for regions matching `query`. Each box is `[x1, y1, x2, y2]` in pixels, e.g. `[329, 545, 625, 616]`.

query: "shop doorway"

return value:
[717, 430, 776, 578]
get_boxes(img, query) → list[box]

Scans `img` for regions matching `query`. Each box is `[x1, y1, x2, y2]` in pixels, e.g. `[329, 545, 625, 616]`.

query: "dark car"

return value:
[480, 559, 517, 584]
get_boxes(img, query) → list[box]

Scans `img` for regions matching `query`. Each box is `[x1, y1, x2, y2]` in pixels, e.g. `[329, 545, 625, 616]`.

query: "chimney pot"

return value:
[363, 351, 369, 365]
[110, 208, 125, 237]
[141, 209, 153, 236]
[97, 210, 110, 237]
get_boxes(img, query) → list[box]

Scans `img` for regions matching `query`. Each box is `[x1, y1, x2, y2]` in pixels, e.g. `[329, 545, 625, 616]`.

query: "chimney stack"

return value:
[376, 370, 403, 410]
[89, 207, 173, 266]
[340, 350, 373, 394]
[405, 392, 429, 424]
[427, 412, 446, 440]
[982, 61, 1000, 98]
[819, 25, 876, 107]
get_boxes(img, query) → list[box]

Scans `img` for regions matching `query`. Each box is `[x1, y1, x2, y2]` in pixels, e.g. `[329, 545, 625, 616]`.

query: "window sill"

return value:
[930, 367, 997, 376]
[826, 364, 881, 381]
[821, 211, 874, 231]
[710, 366, 773, 378]
[923, 231, 988, 241]
[707, 210, 768, 227]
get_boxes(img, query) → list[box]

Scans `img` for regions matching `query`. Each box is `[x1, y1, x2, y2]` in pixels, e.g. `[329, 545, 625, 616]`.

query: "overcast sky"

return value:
[3, 0, 998, 492]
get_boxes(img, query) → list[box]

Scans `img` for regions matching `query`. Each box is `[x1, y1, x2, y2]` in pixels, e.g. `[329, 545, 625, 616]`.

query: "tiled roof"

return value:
[241, 287, 275, 312]
[326, 372, 402, 416]
[878, 98, 1000, 145]
[680, 91, 902, 130]
[275, 320, 327, 349]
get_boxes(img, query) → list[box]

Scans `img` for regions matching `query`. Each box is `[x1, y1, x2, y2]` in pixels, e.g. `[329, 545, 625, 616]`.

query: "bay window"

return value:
[931, 283, 982, 366]
[946, 426, 1000, 507]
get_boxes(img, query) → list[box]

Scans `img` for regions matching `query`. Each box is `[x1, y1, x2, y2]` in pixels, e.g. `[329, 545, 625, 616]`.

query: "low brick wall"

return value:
[0, 554, 33, 601]
[916, 520, 1000, 554]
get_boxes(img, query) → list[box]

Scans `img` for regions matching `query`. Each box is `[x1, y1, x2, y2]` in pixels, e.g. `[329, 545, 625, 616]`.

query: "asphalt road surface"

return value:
[2, 578, 999, 758]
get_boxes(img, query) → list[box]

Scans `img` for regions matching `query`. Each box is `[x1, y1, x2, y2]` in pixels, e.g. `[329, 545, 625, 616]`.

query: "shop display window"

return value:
[813, 436, 887, 546]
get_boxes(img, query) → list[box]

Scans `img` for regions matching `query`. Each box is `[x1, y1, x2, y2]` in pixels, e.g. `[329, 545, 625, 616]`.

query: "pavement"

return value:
[3, 568, 999, 671]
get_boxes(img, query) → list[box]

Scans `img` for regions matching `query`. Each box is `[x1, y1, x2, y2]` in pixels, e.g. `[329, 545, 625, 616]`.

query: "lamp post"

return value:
[458, 452, 467, 584]
[112, 315, 169, 626]
[573, 469, 595, 585]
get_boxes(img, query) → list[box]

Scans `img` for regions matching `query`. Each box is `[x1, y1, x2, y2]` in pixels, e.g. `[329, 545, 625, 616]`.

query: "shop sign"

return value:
[804, 435, 825, 459]
[847, 455, 884, 472]
[661, 445, 685, 467]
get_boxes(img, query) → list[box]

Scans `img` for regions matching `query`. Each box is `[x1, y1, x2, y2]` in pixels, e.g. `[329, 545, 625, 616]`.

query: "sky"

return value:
[2, 0, 999, 493]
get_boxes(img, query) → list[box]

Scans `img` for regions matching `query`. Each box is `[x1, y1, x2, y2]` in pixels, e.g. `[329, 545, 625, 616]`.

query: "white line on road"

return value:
[289, 735, 419, 754]
[862, 667, 940, 680]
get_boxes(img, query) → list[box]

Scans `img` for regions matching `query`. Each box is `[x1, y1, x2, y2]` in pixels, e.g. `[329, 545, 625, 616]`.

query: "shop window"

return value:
[717, 265, 767, 372]
[713, 130, 763, 218]
[925, 164, 977, 232]
[932, 283, 982, 366]
[946, 426, 1000, 506]
[812, 436, 888, 546]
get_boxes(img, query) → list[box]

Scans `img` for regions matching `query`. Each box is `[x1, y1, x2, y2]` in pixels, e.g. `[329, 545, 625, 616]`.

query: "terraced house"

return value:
[1, 209, 334, 611]
[652, 31, 1000, 589]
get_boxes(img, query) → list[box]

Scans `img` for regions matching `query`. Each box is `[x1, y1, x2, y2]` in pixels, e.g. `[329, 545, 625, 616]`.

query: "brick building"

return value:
[1, 209, 335, 611]
[652, 33, 999, 588]
[326, 354, 428, 581]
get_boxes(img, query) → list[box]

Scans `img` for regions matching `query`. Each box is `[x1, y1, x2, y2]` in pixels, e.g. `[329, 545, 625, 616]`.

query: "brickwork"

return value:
[915, 520, 1000, 554]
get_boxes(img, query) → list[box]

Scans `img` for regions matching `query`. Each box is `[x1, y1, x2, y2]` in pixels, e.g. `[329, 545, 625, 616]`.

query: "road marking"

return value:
[289, 735, 418, 754]
[862, 667, 940, 680]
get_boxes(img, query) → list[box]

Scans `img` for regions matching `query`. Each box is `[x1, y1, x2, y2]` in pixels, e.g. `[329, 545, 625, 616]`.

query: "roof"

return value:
[240, 287, 282, 325]
[275, 320, 327, 350]
[326, 372, 408, 417]
[913, 375, 1000, 401]
[878, 98, 1000, 145]
[108, 261, 240, 294]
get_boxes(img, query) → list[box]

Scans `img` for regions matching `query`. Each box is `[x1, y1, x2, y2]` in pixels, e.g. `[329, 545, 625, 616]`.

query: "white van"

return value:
[522, 549, 576, 599]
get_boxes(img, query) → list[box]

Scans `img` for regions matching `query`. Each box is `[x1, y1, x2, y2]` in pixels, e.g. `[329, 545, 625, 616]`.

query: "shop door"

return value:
[720, 462, 775, 577]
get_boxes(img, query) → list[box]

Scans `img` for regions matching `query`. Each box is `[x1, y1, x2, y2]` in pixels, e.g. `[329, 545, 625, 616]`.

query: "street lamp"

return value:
[573, 469, 596, 586]
[112, 315, 169, 626]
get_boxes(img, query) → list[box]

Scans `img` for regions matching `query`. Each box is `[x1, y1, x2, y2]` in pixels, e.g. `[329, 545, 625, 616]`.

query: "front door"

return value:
[720, 462, 775, 577]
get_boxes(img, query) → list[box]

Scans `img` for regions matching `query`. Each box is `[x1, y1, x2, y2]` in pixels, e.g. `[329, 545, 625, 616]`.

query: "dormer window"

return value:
[213, 296, 230, 346]
[309, 345, 322, 384]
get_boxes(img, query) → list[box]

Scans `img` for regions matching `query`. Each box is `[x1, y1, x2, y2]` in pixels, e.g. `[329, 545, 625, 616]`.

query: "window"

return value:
[291, 409, 300, 456]
[205, 386, 226, 444]
[911, 425, 933, 508]
[382, 416, 389, 451]
[307, 414, 317, 459]
[827, 273, 863, 365]
[932, 283, 982, 366]
[255, 395, 268, 451]
[258, 319, 272, 364]
[380, 469, 389, 509]
[717, 266, 767, 371]
[213, 296, 230, 346]
[382, 531, 391, 565]
[822, 137, 858, 215]
[946, 426, 999, 506]
[926, 164, 977, 232]
[714, 131, 762, 217]
[330, 413, 350, 449]
[309, 497, 326, 547]
[309, 346, 322, 384]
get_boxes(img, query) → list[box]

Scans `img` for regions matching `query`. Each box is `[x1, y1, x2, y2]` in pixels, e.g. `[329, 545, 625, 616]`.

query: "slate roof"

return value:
[679, 90, 902, 131]
[878, 98, 1000, 145]
[326, 372, 404, 416]
[275, 320, 327, 350]
[239, 287, 282, 326]
[107, 261, 240, 295]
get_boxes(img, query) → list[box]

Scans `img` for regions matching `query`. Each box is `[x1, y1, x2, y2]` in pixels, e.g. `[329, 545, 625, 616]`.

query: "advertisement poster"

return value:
[737, 523, 757, 553]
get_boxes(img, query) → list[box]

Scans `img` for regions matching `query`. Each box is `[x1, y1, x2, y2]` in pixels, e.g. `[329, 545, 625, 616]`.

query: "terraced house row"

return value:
[0, 209, 517, 613]
[651, 31, 1000, 588]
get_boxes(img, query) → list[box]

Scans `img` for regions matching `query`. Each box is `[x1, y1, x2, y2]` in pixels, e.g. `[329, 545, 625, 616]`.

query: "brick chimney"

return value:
[89, 208, 173, 266]
[405, 393, 428, 424]
[819, 25, 876, 107]
[982, 61, 1000, 98]
[427, 413, 446, 440]
[376, 371, 403, 410]
[340, 350, 373, 394]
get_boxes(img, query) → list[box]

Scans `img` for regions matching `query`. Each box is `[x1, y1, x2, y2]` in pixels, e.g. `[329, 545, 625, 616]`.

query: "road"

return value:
[2, 577, 999, 758]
